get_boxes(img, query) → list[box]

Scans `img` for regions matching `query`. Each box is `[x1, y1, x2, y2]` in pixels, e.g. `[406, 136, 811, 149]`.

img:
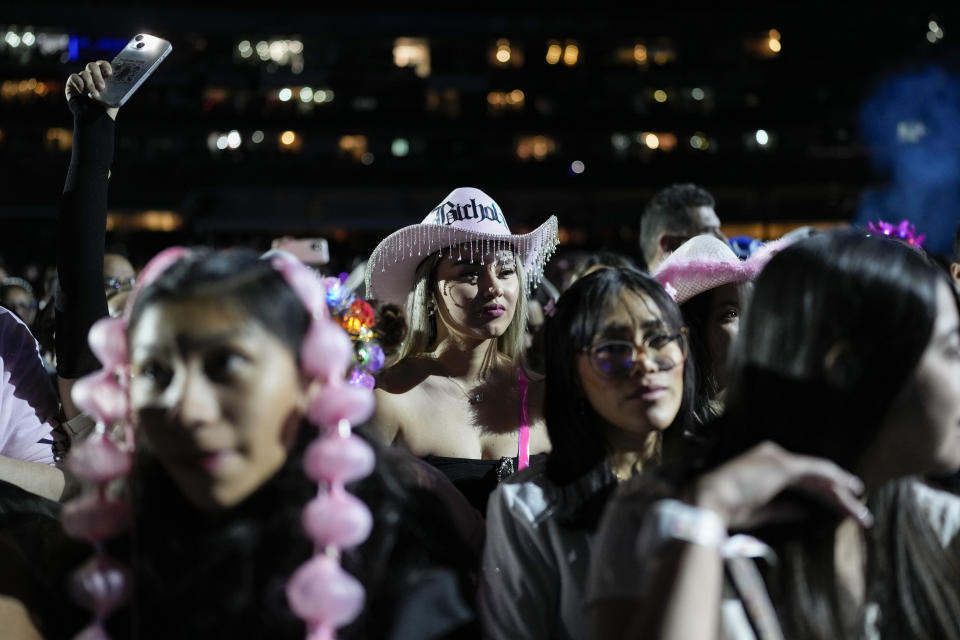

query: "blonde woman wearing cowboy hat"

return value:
[366, 187, 558, 514]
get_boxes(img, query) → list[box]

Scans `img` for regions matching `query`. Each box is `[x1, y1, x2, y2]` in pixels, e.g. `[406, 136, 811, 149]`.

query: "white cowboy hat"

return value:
[365, 187, 559, 305]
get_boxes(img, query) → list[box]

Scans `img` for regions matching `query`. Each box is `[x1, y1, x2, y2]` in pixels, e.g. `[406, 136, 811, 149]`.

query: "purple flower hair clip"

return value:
[866, 220, 926, 249]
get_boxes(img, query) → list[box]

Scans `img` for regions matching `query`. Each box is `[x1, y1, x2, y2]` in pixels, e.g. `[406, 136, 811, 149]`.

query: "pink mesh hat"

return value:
[653, 235, 787, 304]
[365, 187, 559, 305]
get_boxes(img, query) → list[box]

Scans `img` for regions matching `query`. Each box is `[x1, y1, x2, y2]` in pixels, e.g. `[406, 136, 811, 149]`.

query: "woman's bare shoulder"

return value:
[376, 357, 433, 395]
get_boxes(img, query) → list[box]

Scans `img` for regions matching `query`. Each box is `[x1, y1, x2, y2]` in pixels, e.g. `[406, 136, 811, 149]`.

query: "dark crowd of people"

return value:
[0, 59, 959, 640]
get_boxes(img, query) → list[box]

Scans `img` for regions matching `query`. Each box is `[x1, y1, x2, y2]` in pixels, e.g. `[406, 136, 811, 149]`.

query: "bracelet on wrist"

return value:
[637, 499, 775, 562]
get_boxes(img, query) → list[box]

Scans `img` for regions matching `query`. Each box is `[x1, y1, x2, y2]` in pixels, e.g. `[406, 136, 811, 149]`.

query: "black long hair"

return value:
[706, 231, 960, 639]
[542, 267, 696, 524]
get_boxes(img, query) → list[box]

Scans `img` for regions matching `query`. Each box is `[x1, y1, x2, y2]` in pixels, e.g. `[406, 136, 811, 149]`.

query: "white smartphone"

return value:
[93, 34, 172, 108]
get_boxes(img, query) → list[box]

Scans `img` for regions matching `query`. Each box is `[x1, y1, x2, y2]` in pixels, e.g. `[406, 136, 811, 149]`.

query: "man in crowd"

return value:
[639, 183, 726, 272]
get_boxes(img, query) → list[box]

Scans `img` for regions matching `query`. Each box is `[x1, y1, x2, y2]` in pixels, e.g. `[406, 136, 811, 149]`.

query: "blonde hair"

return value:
[392, 247, 529, 366]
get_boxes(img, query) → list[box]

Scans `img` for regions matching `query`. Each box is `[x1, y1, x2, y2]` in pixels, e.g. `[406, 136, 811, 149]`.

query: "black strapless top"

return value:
[423, 453, 548, 516]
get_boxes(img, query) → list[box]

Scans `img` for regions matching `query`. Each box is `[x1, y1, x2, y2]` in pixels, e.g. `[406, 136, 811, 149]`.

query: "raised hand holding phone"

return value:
[65, 34, 172, 118]
[65, 60, 118, 119]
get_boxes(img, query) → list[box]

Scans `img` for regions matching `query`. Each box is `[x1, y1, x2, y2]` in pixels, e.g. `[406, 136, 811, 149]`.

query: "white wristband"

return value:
[646, 499, 728, 548]
[636, 499, 775, 562]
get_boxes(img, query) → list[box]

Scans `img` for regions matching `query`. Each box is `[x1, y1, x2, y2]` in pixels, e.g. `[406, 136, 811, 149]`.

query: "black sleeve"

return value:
[54, 98, 114, 379]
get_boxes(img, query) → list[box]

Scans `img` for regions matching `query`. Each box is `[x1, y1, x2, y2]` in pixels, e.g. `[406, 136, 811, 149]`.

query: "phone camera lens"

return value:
[135, 35, 144, 41]
[136, 42, 145, 49]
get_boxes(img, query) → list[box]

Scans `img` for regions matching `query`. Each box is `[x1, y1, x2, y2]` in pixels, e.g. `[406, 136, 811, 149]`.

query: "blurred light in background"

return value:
[689, 133, 710, 150]
[545, 40, 562, 65]
[338, 135, 368, 161]
[44, 127, 71, 151]
[896, 120, 927, 143]
[658, 133, 678, 151]
[611, 133, 631, 151]
[487, 89, 525, 113]
[106, 210, 183, 232]
[391, 138, 409, 157]
[516, 135, 556, 160]
[280, 130, 302, 151]
[393, 38, 431, 77]
[495, 39, 511, 64]
[1, 78, 56, 101]
[634, 44, 648, 64]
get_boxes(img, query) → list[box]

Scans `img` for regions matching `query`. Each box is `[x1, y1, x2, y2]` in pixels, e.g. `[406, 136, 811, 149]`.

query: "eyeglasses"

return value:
[104, 276, 136, 292]
[585, 328, 687, 378]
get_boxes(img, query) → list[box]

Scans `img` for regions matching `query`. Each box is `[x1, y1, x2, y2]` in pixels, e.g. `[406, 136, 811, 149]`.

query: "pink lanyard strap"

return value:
[517, 368, 530, 470]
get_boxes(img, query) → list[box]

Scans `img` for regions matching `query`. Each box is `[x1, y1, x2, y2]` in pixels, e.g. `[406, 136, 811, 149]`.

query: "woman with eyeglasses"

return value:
[478, 266, 696, 640]
[586, 232, 960, 639]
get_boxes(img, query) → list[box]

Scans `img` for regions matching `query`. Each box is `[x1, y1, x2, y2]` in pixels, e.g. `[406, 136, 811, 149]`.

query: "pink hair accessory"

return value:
[286, 554, 366, 627]
[301, 318, 355, 382]
[63, 247, 191, 640]
[70, 372, 128, 430]
[866, 219, 926, 248]
[272, 255, 378, 639]
[87, 317, 128, 368]
[122, 246, 190, 317]
[303, 435, 376, 485]
[348, 370, 376, 390]
[271, 254, 331, 320]
[302, 488, 374, 548]
[65, 246, 377, 639]
[65, 435, 132, 484]
[69, 555, 132, 617]
[306, 385, 376, 432]
[61, 493, 131, 542]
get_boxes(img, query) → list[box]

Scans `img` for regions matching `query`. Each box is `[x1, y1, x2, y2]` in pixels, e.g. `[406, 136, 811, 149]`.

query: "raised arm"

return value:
[55, 61, 117, 419]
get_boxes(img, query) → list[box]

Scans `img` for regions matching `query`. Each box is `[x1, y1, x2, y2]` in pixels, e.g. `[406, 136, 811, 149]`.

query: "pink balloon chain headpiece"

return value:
[63, 246, 190, 640]
[63, 248, 376, 640]
[270, 253, 377, 640]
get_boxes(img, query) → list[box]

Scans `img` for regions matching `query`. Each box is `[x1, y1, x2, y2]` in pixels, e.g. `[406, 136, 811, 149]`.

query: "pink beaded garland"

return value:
[302, 435, 376, 486]
[61, 493, 131, 542]
[66, 435, 132, 484]
[69, 555, 132, 617]
[302, 489, 374, 548]
[286, 554, 366, 627]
